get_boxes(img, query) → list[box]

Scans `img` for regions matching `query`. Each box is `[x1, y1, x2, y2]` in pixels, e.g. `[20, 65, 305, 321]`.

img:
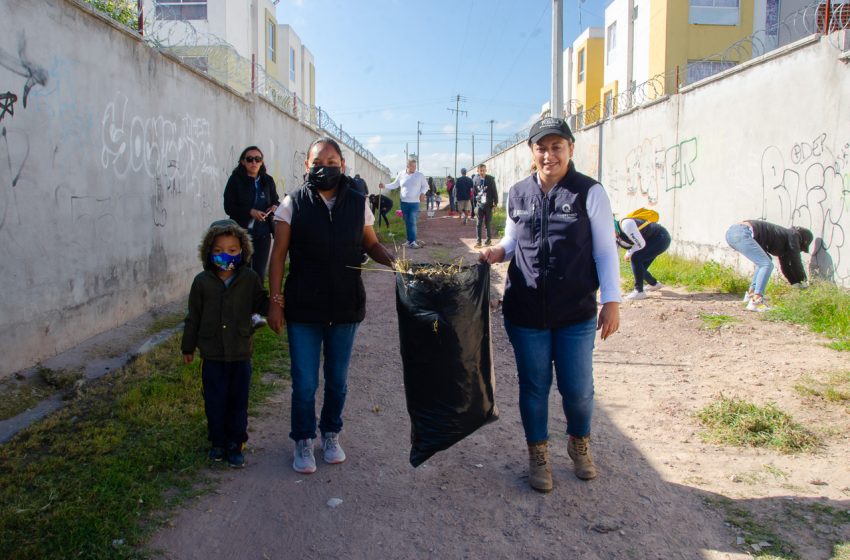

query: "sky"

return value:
[275, 0, 609, 179]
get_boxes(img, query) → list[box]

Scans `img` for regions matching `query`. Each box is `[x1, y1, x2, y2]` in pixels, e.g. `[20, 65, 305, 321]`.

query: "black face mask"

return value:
[307, 166, 342, 191]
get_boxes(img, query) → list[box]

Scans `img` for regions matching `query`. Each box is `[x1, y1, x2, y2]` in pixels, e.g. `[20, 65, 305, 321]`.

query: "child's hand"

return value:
[183, 353, 194, 364]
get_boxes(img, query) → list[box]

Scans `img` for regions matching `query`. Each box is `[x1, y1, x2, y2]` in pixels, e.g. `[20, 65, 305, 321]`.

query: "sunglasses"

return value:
[244, 156, 263, 163]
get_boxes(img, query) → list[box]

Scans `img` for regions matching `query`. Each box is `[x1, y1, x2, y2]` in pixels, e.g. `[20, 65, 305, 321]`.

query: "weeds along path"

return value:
[150, 206, 850, 560]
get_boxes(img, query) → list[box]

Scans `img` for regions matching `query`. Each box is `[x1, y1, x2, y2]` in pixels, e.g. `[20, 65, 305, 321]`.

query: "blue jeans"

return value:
[631, 228, 671, 291]
[400, 201, 420, 243]
[726, 223, 773, 295]
[504, 317, 597, 443]
[286, 322, 359, 441]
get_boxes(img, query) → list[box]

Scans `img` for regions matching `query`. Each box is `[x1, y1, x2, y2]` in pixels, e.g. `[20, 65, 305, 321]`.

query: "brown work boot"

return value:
[527, 441, 553, 493]
[567, 435, 597, 480]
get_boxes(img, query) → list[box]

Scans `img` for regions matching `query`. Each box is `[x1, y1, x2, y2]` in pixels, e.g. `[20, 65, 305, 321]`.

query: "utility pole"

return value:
[472, 133, 475, 167]
[444, 166, 449, 178]
[488, 119, 495, 155]
[417, 121, 422, 172]
[405, 143, 408, 162]
[446, 94, 468, 178]
[551, 0, 564, 118]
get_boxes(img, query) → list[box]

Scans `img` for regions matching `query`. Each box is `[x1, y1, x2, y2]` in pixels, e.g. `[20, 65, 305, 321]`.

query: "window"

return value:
[289, 47, 295, 81]
[689, 0, 740, 25]
[604, 91, 614, 117]
[267, 21, 276, 62]
[686, 59, 735, 84]
[180, 56, 208, 73]
[155, 0, 207, 21]
[606, 22, 617, 64]
[577, 48, 585, 83]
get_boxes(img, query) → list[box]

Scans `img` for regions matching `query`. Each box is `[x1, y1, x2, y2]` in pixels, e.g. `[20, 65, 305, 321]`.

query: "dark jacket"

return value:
[503, 163, 599, 328]
[284, 177, 367, 324]
[474, 174, 498, 209]
[181, 221, 269, 361]
[455, 176, 473, 201]
[747, 220, 811, 284]
[223, 168, 280, 237]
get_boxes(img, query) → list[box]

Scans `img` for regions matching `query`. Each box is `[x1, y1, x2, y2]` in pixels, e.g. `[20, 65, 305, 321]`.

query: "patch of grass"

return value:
[807, 503, 850, 525]
[763, 464, 789, 480]
[37, 366, 84, 390]
[0, 376, 57, 421]
[696, 396, 820, 453]
[833, 542, 850, 560]
[622, 253, 750, 293]
[767, 281, 850, 351]
[0, 327, 289, 560]
[491, 205, 507, 239]
[795, 371, 850, 406]
[704, 496, 798, 559]
[145, 311, 186, 336]
[374, 190, 408, 248]
[699, 313, 739, 330]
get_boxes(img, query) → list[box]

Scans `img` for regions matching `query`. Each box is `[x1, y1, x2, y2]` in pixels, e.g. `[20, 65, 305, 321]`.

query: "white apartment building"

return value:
[142, 0, 314, 105]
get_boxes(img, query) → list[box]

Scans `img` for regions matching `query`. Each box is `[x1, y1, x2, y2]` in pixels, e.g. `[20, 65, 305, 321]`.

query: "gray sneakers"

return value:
[293, 438, 317, 474]
[321, 432, 346, 464]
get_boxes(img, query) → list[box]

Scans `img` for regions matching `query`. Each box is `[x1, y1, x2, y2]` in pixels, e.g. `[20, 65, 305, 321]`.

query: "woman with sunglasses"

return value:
[224, 146, 280, 286]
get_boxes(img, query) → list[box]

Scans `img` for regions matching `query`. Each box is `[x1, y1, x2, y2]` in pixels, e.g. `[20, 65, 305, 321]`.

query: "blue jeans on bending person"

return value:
[504, 317, 597, 443]
[726, 223, 773, 295]
[286, 322, 359, 441]
[631, 228, 671, 292]
[400, 201, 420, 243]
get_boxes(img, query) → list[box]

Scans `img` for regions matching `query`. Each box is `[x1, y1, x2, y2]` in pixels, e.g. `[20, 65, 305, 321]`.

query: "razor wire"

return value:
[123, 17, 390, 176]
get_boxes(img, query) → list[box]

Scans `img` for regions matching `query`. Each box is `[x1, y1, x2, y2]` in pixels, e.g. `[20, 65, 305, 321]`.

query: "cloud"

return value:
[380, 110, 396, 121]
[365, 135, 382, 150]
[494, 120, 515, 131]
[442, 124, 455, 134]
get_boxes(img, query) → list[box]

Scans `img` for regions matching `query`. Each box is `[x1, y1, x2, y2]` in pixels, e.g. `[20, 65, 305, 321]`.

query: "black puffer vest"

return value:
[503, 163, 599, 328]
[284, 178, 366, 324]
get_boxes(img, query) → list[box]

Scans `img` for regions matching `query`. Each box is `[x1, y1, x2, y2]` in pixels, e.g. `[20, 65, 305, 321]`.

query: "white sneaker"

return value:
[742, 291, 753, 303]
[625, 290, 648, 301]
[293, 439, 317, 474]
[321, 432, 346, 464]
[746, 297, 769, 312]
[645, 282, 664, 292]
[409, 240, 423, 249]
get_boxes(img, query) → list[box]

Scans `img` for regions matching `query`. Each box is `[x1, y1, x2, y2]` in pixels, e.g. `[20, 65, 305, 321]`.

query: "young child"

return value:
[181, 219, 269, 468]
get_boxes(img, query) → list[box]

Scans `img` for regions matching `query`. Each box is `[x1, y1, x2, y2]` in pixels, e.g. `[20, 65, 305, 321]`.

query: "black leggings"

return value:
[250, 233, 271, 284]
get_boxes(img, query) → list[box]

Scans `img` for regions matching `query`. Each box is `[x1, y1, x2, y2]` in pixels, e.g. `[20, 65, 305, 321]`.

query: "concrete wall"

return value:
[0, 0, 389, 377]
[484, 33, 850, 288]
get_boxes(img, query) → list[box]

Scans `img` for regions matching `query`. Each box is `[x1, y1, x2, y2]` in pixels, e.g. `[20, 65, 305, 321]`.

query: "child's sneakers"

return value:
[208, 446, 225, 462]
[293, 438, 317, 474]
[226, 442, 246, 468]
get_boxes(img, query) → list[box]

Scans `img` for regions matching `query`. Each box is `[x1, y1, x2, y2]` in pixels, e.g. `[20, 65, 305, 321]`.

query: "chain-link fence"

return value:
[494, 0, 849, 155]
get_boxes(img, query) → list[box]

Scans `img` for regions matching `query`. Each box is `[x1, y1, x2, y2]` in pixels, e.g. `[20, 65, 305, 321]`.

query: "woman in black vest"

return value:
[223, 146, 280, 284]
[267, 137, 394, 476]
[479, 117, 621, 493]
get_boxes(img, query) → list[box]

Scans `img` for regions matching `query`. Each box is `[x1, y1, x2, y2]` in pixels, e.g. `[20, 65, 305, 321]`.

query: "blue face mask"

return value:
[210, 252, 242, 271]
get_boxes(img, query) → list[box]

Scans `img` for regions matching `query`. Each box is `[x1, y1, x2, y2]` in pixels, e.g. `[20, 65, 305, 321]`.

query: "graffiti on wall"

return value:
[100, 93, 219, 226]
[1, 33, 48, 231]
[761, 132, 849, 281]
[617, 136, 699, 205]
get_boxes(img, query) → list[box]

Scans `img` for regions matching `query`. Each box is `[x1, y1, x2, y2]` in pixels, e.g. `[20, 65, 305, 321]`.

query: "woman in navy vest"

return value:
[267, 137, 394, 476]
[479, 117, 621, 493]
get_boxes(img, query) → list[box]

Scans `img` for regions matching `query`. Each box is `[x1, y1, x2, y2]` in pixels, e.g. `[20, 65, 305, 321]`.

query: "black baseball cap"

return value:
[528, 117, 575, 145]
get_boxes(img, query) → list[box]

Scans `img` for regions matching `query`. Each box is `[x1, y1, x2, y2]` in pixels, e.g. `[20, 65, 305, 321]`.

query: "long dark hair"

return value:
[232, 145, 267, 177]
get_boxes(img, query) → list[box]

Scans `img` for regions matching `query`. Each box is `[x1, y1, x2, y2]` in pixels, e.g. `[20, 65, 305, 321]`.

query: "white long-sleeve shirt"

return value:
[497, 179, 622, 304]
[382, 170, 429, 203]
[620, 218, 646, 258]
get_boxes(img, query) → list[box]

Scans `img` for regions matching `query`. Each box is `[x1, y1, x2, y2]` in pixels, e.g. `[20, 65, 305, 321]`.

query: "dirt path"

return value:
[149, 206, 850, 560]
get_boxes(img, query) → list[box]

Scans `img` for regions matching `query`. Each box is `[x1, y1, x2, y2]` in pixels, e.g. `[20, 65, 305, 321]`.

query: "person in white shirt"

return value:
[379, 158, 430, 248]
[615, 216, 671, 300]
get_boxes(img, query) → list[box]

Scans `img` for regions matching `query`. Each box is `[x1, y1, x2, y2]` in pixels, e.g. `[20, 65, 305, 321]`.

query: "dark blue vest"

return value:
[284, 178, 367, 324]
[503, 164, 599, 328]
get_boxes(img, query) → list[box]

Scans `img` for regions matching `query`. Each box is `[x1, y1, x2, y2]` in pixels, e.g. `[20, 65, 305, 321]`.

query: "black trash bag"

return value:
[395, 262, 499, 467]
